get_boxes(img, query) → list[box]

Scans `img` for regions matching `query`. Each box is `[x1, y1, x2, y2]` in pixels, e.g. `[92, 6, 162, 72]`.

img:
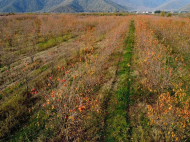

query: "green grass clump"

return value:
[0, 93, 29, 139]
[40, 65, 48, 73]
[10, 110, 54, 142]
[37, 34, 73, 51]
[0, 64, 4, 68]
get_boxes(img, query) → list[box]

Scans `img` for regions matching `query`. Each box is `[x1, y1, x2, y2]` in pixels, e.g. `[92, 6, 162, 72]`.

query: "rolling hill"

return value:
[111, 0, 190, 11]
[156, 0, 190, 11]
[180, 3, 190, 11]
[111, 0, 169, 10]
[0, 0, 130, 13]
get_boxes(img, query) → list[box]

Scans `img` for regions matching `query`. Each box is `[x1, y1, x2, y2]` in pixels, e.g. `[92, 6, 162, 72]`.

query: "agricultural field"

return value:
[0, 14, 190, 141]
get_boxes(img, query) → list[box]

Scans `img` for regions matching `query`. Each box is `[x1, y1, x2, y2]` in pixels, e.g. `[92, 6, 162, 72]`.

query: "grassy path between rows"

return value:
[102, 20, 135, 141]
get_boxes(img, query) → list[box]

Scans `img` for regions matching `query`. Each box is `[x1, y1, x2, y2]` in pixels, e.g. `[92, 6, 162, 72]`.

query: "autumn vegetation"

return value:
[0, 14, 190, 141]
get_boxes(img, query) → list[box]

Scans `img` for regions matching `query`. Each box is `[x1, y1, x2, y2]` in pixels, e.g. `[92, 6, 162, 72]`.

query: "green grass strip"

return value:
[37, 34, 73, 51]
[105, 20, 135, 142]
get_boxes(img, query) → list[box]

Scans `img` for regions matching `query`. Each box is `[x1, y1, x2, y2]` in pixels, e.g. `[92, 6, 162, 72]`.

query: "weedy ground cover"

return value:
[0, 14, 190, 141]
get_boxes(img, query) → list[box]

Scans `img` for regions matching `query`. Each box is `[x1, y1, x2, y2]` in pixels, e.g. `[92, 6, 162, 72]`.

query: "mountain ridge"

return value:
[49, 0, 130, 12]
[0, 0, 190, 13]
[0, 0, 130, 13]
